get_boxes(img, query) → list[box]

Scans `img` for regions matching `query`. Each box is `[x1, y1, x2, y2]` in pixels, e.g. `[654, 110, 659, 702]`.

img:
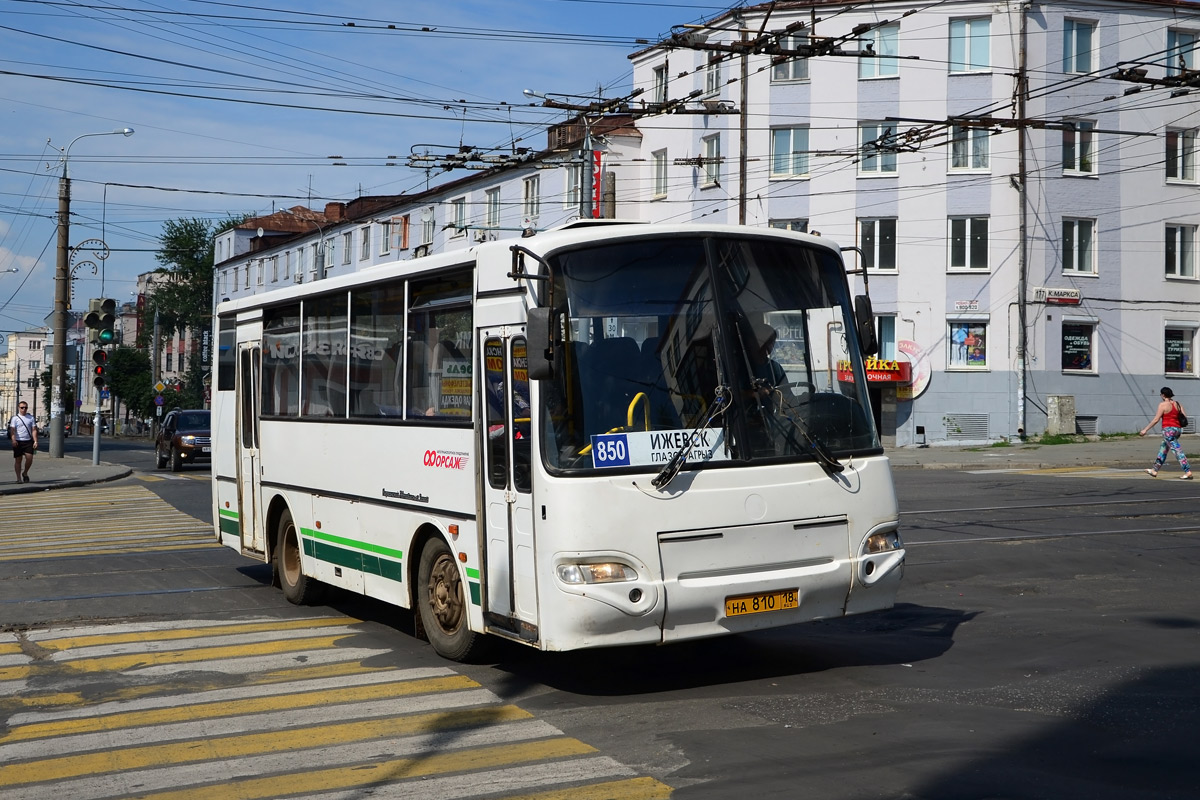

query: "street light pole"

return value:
[50, 127, 133, 458]
[280, 208, 327, 280]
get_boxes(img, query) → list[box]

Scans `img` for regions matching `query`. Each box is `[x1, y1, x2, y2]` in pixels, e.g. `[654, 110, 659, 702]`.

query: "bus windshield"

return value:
[541, 234, 879, 473]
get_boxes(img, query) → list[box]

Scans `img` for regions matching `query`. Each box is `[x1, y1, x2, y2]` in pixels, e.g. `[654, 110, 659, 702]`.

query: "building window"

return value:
[704, 55, 722, 95]
[244, 262, 251, 289]
[949, 17, 990, 72]
[341, 232, 352, 265]
[359, 227, 371, 260]
[269, 256, 278, 283]
[283, 251, 291, 280]
[949, 217, 989, 270]
[652, 150, 668, 198]
[379, 220, 391, 256]
[28, 360, 39, 371]
[323, 238, 335, 270]
[1063, 218, 1096, 273]
[165, 353, 173, 373]
[1167, 29, 1196, 76]
[421, 208, 435, 245]
[397, 215, 410, 250]
[702, 134, 721, 186]
[770, 126, 809, 177]
[950, 124, 989, 170]
[1063, 20, 1096, 74]
[1062, 120, 1095, 174]
[1062, 322, 1096, 372]
[30, 340, 41, 350]
[565, 164, 581, 209]
[876, 316, 897, 360]
[652, 64, 668, 103]
[859, 23, 899, 79]
[1165, 327, 1197, 374]
[860, 123, 898, 174]
[1166, 224, 1197, 278]
[860, 218, 897, 271]
[1167, 128, 1197, 182]
[485, 187, 501, 228]
[450, 197, 467, 235]
[310, 243, 319, 279]
[522, 175, 540, 221]
[772, 35, 809, 81]
[949, 321, 988, 368]
[769, 219, 809, 233]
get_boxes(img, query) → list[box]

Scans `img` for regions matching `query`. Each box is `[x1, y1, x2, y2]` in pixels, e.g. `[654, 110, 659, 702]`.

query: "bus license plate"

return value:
[725, 589, 798, 617]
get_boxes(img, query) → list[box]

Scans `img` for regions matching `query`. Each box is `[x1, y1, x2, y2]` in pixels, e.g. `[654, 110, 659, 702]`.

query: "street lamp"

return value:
[1, 268, 18, 275]
[50, 127, 134, 459]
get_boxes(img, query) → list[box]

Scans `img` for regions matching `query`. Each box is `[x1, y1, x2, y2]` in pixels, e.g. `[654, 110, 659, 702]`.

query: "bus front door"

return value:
[480, 331, 538, 637]
[236, 343, 265, 555]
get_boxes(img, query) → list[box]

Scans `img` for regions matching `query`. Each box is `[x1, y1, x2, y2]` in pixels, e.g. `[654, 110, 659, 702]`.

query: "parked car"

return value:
[155, 409, 211, 471]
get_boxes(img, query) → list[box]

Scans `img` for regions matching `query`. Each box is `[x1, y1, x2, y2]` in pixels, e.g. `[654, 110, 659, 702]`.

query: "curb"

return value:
[0, 466, 133, 496]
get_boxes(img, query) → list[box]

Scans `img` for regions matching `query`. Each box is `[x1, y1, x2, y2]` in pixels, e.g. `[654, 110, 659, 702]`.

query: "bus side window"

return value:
[484, 337, 508, 489]
[512, 336, 531, 493]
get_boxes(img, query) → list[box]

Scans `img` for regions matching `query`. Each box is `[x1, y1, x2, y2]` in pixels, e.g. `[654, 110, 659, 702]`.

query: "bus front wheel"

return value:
[276, 509, 323, 605]
[417, 537, 483, 661]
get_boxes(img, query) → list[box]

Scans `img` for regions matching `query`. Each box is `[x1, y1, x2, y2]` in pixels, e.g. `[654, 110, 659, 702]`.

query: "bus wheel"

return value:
[276, 509, 323, 605]
[417, 537, 483, 661]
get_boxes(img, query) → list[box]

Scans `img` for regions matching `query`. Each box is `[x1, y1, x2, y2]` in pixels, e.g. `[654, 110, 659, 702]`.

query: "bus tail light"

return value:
[556, 562, 637, 585]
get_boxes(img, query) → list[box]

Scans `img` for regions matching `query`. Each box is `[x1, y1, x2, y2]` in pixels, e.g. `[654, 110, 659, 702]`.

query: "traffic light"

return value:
[97, 298, 117, 345]
[92, 349, 108, 389]
[85, 298, 117, 345]
[84, 299, 102, 344]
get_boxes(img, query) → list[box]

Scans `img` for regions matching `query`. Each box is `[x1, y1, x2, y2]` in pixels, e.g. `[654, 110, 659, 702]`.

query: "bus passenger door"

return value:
[236, 344, 265, 555]
[480, 331, 538, 632]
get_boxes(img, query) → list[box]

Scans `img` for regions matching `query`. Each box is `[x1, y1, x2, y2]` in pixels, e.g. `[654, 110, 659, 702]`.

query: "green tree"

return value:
[143, 214, 249, 344]
[106, 346, 154, 419]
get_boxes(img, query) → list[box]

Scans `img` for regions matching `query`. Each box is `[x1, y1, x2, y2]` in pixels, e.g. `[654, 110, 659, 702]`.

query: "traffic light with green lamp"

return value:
[92, 349, 108, 389]
[85, 298, 118, 345]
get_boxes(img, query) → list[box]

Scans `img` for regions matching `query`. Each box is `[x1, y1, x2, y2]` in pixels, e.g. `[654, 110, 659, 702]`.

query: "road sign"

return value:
[154, 382, 166, 393]
[154, 394, 164, 406]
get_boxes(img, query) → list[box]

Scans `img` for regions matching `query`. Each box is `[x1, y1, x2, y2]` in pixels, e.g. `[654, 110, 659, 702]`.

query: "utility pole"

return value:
[50, 128, 134, 458]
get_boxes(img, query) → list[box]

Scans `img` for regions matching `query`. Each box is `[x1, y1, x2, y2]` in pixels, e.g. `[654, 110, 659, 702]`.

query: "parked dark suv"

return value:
[155, 409, 211, 471]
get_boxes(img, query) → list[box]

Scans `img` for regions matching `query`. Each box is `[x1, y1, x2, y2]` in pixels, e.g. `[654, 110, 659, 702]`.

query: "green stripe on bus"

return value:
[218, 517, 239, 536]
[300, 528, 403, 561]
[469, 581, 480, 605]
[465, 567, 480, 579]
[218, 508, 239, 520]
[301, 538, 405, 585]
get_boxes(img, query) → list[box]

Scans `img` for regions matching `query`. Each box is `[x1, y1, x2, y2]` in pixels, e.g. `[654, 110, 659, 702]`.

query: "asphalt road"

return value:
[0, 460, 1196, 799]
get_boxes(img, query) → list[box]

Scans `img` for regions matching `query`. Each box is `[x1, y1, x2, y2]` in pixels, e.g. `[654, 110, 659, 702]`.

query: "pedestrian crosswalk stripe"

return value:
[0, 485, 214, 561]
[0, 615, 673, 799]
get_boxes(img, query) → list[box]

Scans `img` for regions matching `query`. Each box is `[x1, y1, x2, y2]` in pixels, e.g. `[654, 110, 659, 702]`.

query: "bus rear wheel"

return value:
[417, 537, 484, 661]
[276, 509, 323, 605]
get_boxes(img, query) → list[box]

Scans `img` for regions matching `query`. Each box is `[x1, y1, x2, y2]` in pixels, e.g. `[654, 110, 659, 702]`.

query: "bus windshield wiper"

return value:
[652, 385, 730, 490]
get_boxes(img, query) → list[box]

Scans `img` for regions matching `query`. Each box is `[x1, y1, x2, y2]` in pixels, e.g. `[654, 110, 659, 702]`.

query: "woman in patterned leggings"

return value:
[1139, 386, 1192, 480]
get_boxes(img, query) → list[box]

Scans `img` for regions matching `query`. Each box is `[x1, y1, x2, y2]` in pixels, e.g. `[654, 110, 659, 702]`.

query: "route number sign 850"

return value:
[591, 434, 631, 467]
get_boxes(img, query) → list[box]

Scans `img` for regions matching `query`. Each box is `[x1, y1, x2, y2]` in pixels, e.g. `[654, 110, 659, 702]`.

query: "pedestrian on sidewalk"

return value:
[7, 402, 38, 483]
[1139, 386, 1192, 480]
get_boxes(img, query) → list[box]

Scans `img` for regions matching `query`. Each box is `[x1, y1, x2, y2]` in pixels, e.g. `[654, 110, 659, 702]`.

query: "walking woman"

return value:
[1140, 386, 1192, 479]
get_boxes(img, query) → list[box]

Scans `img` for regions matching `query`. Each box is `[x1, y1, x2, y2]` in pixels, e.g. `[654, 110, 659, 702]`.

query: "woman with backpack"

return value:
[1139, 386, 1192, 480]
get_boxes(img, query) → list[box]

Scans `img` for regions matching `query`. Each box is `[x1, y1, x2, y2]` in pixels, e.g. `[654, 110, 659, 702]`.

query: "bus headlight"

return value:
[858, 528, 904, 586]
[556, 562, 637, 585]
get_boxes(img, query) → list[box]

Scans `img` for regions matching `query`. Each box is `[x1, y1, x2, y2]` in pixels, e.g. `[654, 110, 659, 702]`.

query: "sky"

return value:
[0, 0, 735, 338]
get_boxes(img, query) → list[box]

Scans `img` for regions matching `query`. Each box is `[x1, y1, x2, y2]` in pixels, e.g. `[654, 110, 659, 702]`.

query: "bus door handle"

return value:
[504, 489, 517, 504]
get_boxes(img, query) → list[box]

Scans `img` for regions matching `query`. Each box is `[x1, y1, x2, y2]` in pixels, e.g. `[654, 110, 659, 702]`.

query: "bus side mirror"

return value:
[527, 307, 556, 379]
[854, 294, 878, 356]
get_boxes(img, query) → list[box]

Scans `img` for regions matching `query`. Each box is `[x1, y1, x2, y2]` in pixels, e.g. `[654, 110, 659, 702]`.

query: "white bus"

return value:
[212, 222, 904, 660]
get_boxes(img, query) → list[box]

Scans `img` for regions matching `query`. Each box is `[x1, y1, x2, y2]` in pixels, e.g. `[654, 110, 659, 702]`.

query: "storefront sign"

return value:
[836, 358, 913, 383]
[954, 300, 980, 311]
[896, 340, 931, 401]
[1033, 287, 1082, 305]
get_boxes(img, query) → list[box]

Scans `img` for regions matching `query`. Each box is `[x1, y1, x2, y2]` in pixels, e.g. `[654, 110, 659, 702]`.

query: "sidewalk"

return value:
[884, 434, 1183, 472]
[0, 452, 131, 496]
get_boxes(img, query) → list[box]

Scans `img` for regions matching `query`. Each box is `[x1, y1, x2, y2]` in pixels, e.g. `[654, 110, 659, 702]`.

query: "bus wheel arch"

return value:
[273, 502, 324, 605]
[411, 527, 485, 662]
[264, 495, 291, 588]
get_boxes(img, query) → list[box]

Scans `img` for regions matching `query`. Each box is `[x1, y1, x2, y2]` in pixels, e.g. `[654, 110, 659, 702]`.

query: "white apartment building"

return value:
[1, 328, 49, 425]
[215, 0, 1200, 446]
